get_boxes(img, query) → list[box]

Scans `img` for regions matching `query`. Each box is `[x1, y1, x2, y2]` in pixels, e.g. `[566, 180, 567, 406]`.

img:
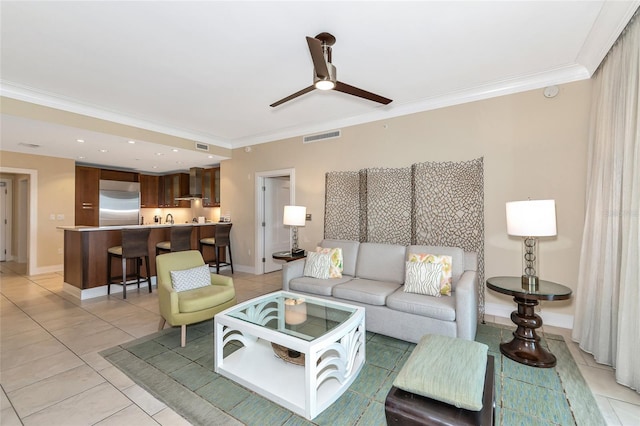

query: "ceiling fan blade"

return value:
[270, 85, 316, 107]
[306, 36, 330, 79]
[335, 81, 392, 105]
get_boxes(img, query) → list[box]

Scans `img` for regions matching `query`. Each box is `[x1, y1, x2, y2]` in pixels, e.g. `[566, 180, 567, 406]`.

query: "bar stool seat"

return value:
[107, 228, 151, 299]
[199, 223, 233, 274]
[156, 226, 193, 256]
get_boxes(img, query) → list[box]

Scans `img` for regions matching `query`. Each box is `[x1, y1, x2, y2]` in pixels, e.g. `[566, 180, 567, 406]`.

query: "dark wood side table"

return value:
[486, 276, 572, 368]
[272, 251, 306, 262]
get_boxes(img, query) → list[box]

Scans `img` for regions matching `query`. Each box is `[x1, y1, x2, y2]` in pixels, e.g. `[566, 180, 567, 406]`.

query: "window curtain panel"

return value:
[572, 14, 639, 393]
[324, 158, 485, 320]
[364, 167, 413, 245]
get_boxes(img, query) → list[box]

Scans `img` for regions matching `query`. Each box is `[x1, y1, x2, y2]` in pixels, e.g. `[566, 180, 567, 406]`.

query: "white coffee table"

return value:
[214, 291, 365, 420]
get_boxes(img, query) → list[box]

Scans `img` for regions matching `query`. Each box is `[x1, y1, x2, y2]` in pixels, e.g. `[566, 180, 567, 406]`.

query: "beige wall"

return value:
[222, 80, 592, 323]
[0, 151, 75, 271]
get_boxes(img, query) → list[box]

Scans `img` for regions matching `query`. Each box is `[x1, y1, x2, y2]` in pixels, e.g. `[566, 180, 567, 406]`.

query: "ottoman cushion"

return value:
[393, 334, 488, 411]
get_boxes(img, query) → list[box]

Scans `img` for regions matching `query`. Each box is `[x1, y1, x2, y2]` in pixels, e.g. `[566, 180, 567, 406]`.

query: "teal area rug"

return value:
[100, 322, 604, 425]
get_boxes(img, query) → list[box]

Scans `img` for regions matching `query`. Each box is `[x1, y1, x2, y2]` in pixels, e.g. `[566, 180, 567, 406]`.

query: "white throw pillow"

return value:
[404, 261, 443, 296]
[170, 264, 211, 292]
[303, 252, 331, 280]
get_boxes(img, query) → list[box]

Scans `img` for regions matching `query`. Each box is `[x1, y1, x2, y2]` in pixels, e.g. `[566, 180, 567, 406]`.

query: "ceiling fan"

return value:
[270, 32, 392, 107]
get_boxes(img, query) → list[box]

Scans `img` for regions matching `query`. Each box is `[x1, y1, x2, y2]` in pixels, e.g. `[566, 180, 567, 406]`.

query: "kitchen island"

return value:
[61, 223, 225, 299]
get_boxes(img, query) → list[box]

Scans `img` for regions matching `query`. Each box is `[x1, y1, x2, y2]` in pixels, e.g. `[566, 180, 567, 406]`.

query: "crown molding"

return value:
[0, 81, 233, 149]
[230, 64, 590, 148]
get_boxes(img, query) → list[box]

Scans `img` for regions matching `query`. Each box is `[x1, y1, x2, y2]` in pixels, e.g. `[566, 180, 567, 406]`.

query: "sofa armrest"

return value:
[455, 270, 479, 341]
[282, 258, 306, 290]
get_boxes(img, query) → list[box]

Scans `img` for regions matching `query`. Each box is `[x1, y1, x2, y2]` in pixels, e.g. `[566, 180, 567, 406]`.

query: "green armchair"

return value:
[156, 250, 237, 347]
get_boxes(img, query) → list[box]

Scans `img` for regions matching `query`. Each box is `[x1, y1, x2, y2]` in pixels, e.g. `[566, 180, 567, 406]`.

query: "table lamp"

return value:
[283, 205, 306, 255]
[506, 199, 557, 290]
[284, 298, 307, 357]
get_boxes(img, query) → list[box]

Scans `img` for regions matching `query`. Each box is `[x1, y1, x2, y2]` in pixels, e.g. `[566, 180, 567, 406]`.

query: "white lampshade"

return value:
[283, 205, 307, 227]
[506, 199, 557, 237]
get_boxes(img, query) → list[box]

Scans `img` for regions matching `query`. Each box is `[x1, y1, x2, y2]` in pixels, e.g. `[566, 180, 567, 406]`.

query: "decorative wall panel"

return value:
[324, 158, 485, 320]
[364, 167, 413, 245]
[412, 158, 485, 318]
[324, 171, 362, 241]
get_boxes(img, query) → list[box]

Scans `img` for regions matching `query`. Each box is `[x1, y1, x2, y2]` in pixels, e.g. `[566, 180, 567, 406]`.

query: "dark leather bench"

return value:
[385, 354, 495, 426]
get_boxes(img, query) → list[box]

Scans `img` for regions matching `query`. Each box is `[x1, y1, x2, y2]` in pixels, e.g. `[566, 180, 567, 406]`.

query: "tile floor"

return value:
[1, 261, 639, 425]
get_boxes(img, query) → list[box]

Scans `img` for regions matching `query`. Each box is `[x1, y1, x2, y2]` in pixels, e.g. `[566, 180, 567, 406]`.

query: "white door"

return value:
[0, 180, 7, 261]
[263, 177, 291, 273]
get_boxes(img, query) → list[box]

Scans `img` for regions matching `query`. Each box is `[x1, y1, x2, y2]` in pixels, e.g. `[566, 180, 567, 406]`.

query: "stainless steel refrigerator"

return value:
[99, 180, 140, 227]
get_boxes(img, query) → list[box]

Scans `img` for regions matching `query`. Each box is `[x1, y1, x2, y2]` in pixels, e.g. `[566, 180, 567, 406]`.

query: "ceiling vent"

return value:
[303, 129, 341, 144]
[195, 142, 209, 152]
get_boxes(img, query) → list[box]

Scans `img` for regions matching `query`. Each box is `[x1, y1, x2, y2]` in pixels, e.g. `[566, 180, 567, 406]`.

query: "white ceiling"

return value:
[1, 1, 638, 173]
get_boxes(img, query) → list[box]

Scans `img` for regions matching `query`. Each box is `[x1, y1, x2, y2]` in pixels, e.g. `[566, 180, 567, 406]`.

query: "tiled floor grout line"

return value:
[1, 270, 171, 423]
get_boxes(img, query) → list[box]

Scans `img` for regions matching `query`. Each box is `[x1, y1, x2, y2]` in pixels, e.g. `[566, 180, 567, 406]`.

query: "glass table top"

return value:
[224, 291, 357, 341]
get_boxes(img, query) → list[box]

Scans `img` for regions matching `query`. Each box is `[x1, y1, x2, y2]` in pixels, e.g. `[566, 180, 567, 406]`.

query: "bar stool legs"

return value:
[107, 228, 151, 299]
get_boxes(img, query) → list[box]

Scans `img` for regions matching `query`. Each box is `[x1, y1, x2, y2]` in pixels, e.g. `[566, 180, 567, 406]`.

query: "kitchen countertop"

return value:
[58, 222, 229, 231]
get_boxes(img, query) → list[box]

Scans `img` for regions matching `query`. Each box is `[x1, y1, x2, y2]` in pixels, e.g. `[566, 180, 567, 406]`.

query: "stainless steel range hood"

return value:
[175, 167, 205, 200]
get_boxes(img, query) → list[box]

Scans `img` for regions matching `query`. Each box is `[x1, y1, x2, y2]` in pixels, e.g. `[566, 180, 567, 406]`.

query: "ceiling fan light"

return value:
[315, 80, 335, 90]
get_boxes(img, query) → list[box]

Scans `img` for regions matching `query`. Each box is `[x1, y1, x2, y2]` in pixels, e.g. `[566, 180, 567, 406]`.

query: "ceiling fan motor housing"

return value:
[314, 63, 336, 89]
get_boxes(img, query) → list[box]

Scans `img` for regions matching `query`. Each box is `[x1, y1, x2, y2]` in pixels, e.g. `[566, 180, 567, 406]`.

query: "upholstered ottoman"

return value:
[385, 334, 495, 426]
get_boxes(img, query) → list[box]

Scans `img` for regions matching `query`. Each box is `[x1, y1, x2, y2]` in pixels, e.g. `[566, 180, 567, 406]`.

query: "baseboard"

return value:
[484, 302, 573, 330]
[63, 277, 158, 300]
[30, 264, 64, 275]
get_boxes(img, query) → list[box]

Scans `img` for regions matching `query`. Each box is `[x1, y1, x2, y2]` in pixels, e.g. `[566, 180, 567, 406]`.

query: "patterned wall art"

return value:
[364, 167, 413, 245]
[324, 171, 362, 241]
[324, 158, 485, 321]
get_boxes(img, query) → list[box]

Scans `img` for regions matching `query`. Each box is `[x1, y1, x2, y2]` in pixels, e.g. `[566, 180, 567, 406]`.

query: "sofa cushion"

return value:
[320, 239, 360, 277]
[333, 279, 401, 306]
[170, 265, 211, 293]
[316, 246, 343, 278]
[404, 261, 442, 297]
[408, 253, 453, 296]
[408, 246, 464, 289]
[289, 276, 353, 296]
[386, 288, 456, 321]
[356, 243, 407, 284]
[303, 252, 331, 279]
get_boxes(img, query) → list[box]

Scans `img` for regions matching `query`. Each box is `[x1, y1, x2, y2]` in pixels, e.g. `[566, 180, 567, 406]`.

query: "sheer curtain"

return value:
[572, 13, 639, 392]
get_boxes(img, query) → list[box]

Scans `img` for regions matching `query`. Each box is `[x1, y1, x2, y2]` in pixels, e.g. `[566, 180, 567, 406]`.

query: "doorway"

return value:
[255, 169, 295, 274]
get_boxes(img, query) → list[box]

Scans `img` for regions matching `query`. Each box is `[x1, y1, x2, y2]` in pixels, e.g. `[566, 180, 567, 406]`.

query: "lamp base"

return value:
[521, 275, 539, 291]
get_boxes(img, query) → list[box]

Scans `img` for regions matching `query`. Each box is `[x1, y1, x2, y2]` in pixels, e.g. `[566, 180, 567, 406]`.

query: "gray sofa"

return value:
[282, 239, 478, 343]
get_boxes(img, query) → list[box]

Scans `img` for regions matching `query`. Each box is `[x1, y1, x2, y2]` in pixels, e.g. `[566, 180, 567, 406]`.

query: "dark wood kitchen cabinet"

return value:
[160, 173, 190, 208]
[139, 174, 160, 208]
[202, 167, 220, 207]
[75, 166, 100, 226]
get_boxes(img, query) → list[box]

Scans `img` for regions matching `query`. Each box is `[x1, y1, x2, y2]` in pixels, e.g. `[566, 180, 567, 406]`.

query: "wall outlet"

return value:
[49, 214, 55, 220]
[57, 248, 63, 254]
[56, 214, 65, 220]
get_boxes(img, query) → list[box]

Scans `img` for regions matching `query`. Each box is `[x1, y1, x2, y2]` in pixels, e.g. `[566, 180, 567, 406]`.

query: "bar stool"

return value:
[199, 223, 234, 274]
[156, 226, 193, 256]
[107, 228, 151, 299]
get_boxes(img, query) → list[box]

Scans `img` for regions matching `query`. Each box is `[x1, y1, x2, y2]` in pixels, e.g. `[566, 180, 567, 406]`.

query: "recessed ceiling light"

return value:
[77, 139, 85, 143]
[172, 149, 179, 152]
[155, 152, 163, 156]
[128, 140, 136, 144]
[99, 149, 108, 153]
[152, 166, 158, 169]
[78, 156, 85, 159]
[208, 155, 214, 159]
[176, 161, 183, 164]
